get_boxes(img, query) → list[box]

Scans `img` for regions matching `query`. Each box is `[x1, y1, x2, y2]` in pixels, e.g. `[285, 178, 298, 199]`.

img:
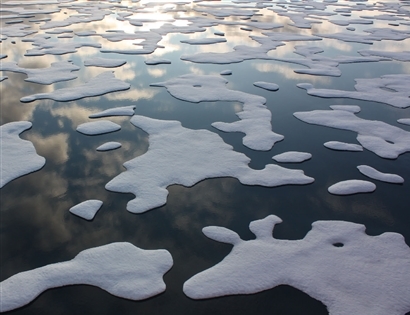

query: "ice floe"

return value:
[359, 49, 410, 62]
[0, 242, 173, 312]
[84, 57, 126, 68]
[398, 118, 410, 126]
[272, 151, 312, 163]
[329, 105, 361, 113]
[324, 141, 363, 152]
[150, 74, 283, 150]
[96, 141, 122, 152]
[20, 71, 130, 103]
[69, 200, 103, 220]
[144, 59, 171, 65]
[253, 81, 279, 91]
[89, 105, 136, 118]
[180, 37, 227, 45]
[293, 109, 410, 159]
[220, 69, 232, 75]
[0, 121, 46, 188]
[328, 179, 376, 195]
[357, 165, 404, 184]
[76, 120, 121, 136]
[105, 115, 313, 213]
[183, 215, 410, 315]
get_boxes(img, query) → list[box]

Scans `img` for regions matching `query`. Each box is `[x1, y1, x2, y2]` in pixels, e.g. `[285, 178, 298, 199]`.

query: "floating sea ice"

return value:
[329, 105, 360, 113]
[0, 242, 173, 312]
[328, 179, 376, 195]
[84, 57, 126, 68]
[272, 151, 312, 163]
[316, 28, 410, 44]
[398, 118, 410, 126]
[180, 38, 227, 45]
[359, 49, 410, 62]
[105, 116, 313, 214]
[20, 71, 130, 103]
[297, 74, 410, 108]
[183, 215, 410, 315]
[253, 81, 279, 91]
[0, 121, 46, 188]
[0, 61, 79, 84]
[96, 141, 122, 152]
[69, 200, 103, 220]
[77, 120, 121, 136]
[150, 74, 283, 150]
[89, 105, 136, 118]
[144, 59, 171, 65]
[324, 141, 363, 152]
[293, 109, 410, 159]
[220, 69, 232, 75]
[99, 31, 162, 55]
[357, 165, 404, 184]
[0, 24, 37, 37]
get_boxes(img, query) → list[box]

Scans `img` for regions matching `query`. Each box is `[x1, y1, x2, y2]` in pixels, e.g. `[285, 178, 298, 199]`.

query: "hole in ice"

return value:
[332, 242, 344, 247]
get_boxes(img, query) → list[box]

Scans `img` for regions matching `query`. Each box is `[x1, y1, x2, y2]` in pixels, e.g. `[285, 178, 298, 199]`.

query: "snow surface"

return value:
[328, 179, 376, 195]
[0, 121, 46, 188]
[0, 242, 173, 312]
[89, 105, 136, 118]
[105, 115, 313, 213]
[272, 151, 312, 163]
[324, 141, 363, 152]
[183, 215, 410, 315]
[84, 57, 126, 68]
[77, 120, 121, 136]
[253, 81, 279, 91]
[96, 141, 122, 151]
[357, 165, 404, 184]
[69, 200, 103, 220]
[398, 118, 410, 126]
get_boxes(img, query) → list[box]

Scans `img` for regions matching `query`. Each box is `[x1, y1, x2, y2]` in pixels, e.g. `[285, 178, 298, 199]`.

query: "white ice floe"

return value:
[359, 49, 410, 62]
[324, 141, 363, 152]
[220, 69, 232, 75]
[328, 179, 376, 195]
[272, 151, 312, 163]
[294, 109, 410, 159]
[253, 81, 279, 91]
[398, 118, 410, 126]
[144, 59, 171, 65]
[0, 121, 46, 188]
[183, 215, 410, 315]
[69, 200, 103, 220]
[105, 115, 313, 214]
[180, 37, 227, 45]
[89, 105, 136, 118]
[20, 71, 130, 103]
[0, 61, 79, 84]
[97, 141, 122, 152]
[150, 74, 283, 151]
[77, 120, 121, 136]
[316, 28, 410, 44]
[0, 242, 173, 312]
[329, 105, 361, 113]
[357, 165, 404, 184]
[84, 57, 126, 68]
[298, 74, 410, 108]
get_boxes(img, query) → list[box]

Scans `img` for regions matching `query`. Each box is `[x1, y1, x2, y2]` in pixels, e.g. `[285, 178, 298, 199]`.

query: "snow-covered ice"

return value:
[96, 141, 122, 152]
[77, 120, 121, 136]
[89, 105, 136, 118]
[357, 165, 404, 184]
[69, 200, 103, 220]
[328, 179, 376, 195]
[324, 141, 363, 152]
[84, 57, 126, 68]
[253, 81, 279, 91]
[272, 151, 312, 163]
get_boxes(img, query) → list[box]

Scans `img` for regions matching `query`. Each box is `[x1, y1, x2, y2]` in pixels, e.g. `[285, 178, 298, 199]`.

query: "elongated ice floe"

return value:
[253, 81, 279, 91]
[84, 57, 126, 68]
[329, 105, 360, 113]
[0, 242, 173, 312]
[183, 215, 410, 315]
[77, 120, 121, 136]
[328, 179, 376, 195]
[69, 200, 103, 220]
[180, 37, 227, 45]
[20, 72, 130, 103]
[89, 105, 136, 118]
[293, 109, 410, 159]
[151, 74, 283, 151]
[324, 141, 363, 152]
[144, 59, 171, 65]
[357, 165, 404, 184]
[0, 121, 46, 188]
[105, 116, 313, 214]
[97, 141, 122, 151]
[272, 151, 312, 163]
[398, 118, 410, 126]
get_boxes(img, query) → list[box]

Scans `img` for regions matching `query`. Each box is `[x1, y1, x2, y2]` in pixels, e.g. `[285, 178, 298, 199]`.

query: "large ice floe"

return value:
[150, 74, 283, 151]
[0, 242, 173, 312]
[105, 115, 313, 214]
[0, 121, 46, 188]
[183, 215, 410, 315]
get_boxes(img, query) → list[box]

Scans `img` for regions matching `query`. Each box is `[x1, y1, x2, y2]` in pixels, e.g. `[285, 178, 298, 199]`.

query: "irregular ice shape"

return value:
[272, 151, 312, 163]
[316, 28, 410, 44]
[359, 49, 410, 62]
[89, 105, 136, 118]
[144, 59, 171, 65]
[69, 200, 103, 220]
[0, 24, 37, 37]
[105, 116, 313, 214]
[357, 165, 404, 184]
[0, 121, 46, 188]
[398, 118, 410, 126]
[96, 141, 122, 152]
[328, 179, 376, 195]
[0, 242, 173, 312]
[151, 74, 283, 150]
[0, 61, 79, 84]
[253, 81, 279, 91]
[20, 72, 130, 103]
[324, 141, 363, 152]
[297, 74, 410, 108]
[100, 31, 162, 55]
[180, 38, 227, 45]
[293, 109, 410, 159]
[76, 120, 121, 136]
[183, 215, 410, 315]
[84, 57, 126, 68]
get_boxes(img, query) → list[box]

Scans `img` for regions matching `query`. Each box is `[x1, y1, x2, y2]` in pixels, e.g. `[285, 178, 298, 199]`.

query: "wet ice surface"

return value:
[0, 243, 173, 312]
[69, 200, 103, 220]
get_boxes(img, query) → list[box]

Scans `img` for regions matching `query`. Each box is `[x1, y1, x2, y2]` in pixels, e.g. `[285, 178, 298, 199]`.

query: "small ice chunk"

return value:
[76, 120, 121, 136]
[84, 57, 126, 68]
[328, 179, 376, 195]
[144, 59, 171, 65]
[0, 242, 173, 312]
[357, 165, 404, 184]
[330, 105, 361, 113]
[220, 69, 232, 75]
[272, 151, 312, 163]
[97, 142, 122, 152]
[180, 38, 227, 45]
[253, 81, 279, 91]
[324, 141, 363, 152]
[69, 200, 103, 220]
[89, 105, 136, 118]
[214, 31, 225, 36]
[398, 118, 410, 126]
